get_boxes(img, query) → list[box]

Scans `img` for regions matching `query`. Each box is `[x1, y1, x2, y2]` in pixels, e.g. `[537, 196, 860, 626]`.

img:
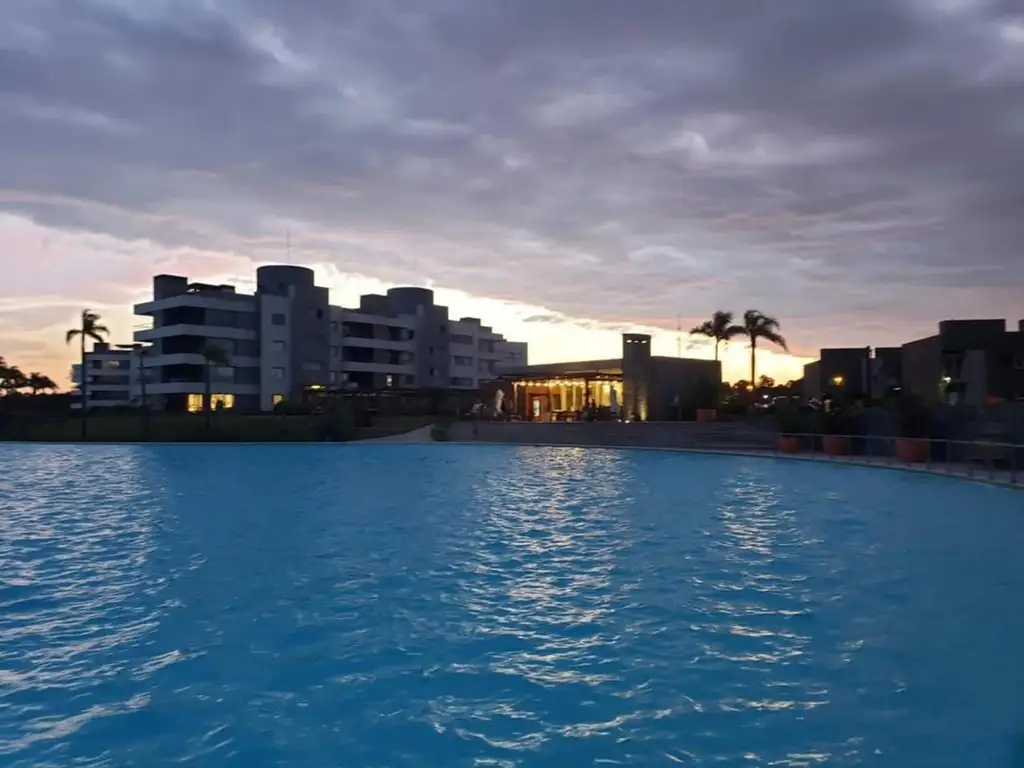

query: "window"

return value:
[271, 340, 286, 353]
[316, 308, 324, 320]
[210, 394, 235, 410]
[450, 377, 474, 388]
[302, 361, 323, 371]
[272, 393, 284, 405]
[271, 367, 286, 379]
[271, 313, 286, 326]
[329, 371, 338, 383]
[385, 374, 394, 388]
[330, 321, 339, 331]
[185, 394, 233, 412]
[331, 345, 339, 358]
[453, 356, 473, 366]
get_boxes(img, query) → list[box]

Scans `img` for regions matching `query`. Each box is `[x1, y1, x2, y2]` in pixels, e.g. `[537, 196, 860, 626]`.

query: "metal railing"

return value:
[774, 432, 1021, 487]
[466, 421, 1023, 488]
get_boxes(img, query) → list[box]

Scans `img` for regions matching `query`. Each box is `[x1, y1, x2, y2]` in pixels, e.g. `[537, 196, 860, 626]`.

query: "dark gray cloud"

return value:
[1, 0, 1023, 351]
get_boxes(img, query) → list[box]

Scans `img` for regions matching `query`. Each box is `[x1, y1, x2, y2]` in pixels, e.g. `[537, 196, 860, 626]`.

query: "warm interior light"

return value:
[831, 375, 844, 386]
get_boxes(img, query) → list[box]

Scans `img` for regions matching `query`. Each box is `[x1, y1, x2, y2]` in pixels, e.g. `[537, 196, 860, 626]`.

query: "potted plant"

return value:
[894, 394, 931, 463]
[693, 378, 719, 422]
[775, 404, 808, 453]
[819, 406, 855, 456]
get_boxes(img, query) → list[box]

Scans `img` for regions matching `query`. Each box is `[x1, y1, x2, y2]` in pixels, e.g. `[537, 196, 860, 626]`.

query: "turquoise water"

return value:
[1, 444, 1023, 767]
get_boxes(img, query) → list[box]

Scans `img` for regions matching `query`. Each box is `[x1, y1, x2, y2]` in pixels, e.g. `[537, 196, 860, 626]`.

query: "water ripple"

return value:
[1, 443, 1023, 766]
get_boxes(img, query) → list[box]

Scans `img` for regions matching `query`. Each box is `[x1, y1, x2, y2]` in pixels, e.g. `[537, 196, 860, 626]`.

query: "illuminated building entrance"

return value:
[509, 374, 623, 421]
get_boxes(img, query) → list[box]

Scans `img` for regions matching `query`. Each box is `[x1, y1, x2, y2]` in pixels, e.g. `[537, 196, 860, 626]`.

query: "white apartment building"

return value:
[130, 266, 527, 412]
[70, 343, 147, 410]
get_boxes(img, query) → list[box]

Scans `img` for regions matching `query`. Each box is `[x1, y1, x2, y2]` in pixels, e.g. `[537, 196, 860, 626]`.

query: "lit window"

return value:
[187, 394, 235, 412]
[385, 374, 393, 387]
[210, 394, 234, 410]
[272, 393, 284, 405]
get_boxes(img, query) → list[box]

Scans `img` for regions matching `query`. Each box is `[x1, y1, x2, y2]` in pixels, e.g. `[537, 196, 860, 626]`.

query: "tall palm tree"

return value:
[198, 342, 231, 431]
[65, 310, 109, 437]
[27, 373, 57, 395]
[739, 309, 787, 386]
[689, 310, 743, 361]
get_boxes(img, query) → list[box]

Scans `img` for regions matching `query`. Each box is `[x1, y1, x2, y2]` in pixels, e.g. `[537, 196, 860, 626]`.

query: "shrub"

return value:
[894, 394, 933, 438]
[775, 404, 810, 436]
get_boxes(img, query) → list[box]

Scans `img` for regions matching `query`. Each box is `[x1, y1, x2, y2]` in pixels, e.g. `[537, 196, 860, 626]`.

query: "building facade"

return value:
[902, 319, 1024, 406]
[131, 266, 527, 412]
[70, 343, 147, 410]
[801, 318, 1023, 406]
[499, 333, 721, 422]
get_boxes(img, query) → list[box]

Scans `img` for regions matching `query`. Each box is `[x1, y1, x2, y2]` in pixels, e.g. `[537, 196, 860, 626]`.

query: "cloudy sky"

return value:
[2, 0, 1023, 385]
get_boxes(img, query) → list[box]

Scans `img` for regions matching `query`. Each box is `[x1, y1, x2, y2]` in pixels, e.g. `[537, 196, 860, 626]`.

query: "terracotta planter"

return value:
[823, 435, 850, 456]
[895, 437, 928, 463]
[778, 435, 801, 453]
[696, 408, 717, 422]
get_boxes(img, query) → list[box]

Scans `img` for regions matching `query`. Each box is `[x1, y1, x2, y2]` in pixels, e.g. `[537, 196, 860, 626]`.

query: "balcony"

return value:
[146, 381, 261, 396]
[134, 324, 257, 342]
[143, 353, 261, 368]
[134, 293, 257, 315]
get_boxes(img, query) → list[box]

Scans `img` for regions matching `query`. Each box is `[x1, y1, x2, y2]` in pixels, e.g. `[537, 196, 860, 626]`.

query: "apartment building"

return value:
[801, 319, 1024, 406]
[132, 266, 527, 412]
[327, 288, 527, 393]
[70, 343, 146, 410]
[902, 319, 1024, 406]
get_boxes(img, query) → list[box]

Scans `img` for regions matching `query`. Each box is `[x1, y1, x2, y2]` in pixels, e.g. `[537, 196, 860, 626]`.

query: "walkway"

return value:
[357, 424, 435, 443]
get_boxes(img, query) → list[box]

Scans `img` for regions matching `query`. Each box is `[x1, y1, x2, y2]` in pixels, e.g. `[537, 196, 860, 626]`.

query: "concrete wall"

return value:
[802, 360, 821, 400]
[650, 357, 721, 418]
[902, 335, 942, 405]
[622, 333, 652, 420]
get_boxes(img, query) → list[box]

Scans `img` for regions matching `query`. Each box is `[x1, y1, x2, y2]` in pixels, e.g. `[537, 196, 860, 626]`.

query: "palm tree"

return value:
[65, 310, 109, 437]
[27, 373, 57, 395]
[689, 310, 743, 361]
[1, 364, 28, 395]
[738, 309, 787, 386]
[198, 342, 231, 430]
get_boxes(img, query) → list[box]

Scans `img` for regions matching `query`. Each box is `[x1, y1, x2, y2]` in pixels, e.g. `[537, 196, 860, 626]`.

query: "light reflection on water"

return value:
[1, 443, 1023, 767]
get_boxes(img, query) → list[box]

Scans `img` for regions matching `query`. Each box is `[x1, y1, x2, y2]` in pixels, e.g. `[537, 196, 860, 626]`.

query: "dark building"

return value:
[902, 319, 1024, 406]
[873, 347, 903, 395]
[499, 333, 721, 421]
